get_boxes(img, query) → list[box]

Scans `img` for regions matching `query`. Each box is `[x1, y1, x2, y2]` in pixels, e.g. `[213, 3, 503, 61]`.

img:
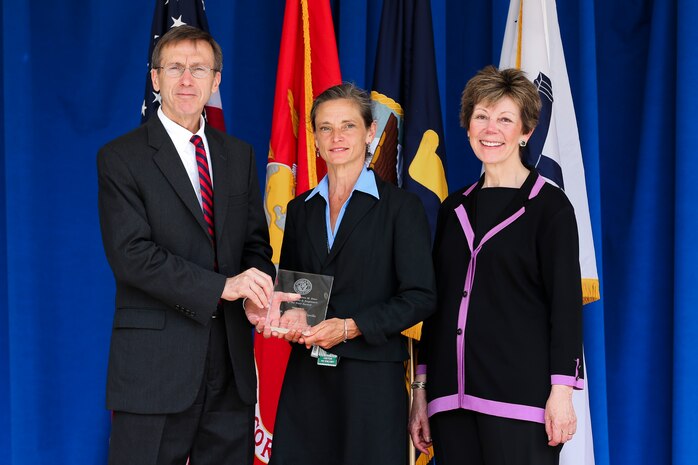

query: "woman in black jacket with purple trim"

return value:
[409, 66, 584, 465]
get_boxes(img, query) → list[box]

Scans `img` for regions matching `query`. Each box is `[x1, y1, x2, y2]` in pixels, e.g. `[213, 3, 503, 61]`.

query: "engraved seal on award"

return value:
[293, 278, 312, 295]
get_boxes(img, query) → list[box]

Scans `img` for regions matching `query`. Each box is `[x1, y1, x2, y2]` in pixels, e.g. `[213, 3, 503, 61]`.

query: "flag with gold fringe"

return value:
[254, 1, 341, 463]
[500, 0, 599, 304]
[499, 1, 599, 464]
[371, 1, 447, 463]
[371, 0, 448, 239]
[371, 0, 448, 344]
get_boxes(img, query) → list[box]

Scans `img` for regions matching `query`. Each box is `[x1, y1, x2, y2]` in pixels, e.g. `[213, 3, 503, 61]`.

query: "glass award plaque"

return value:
[267, 269, 334, 334]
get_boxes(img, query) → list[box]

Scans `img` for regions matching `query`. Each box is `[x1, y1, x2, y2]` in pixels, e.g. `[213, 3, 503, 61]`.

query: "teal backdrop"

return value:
[1, 1, 696, 464]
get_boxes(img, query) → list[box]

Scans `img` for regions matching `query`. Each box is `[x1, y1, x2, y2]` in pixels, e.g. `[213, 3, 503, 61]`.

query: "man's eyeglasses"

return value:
[154, 64, 219, 79]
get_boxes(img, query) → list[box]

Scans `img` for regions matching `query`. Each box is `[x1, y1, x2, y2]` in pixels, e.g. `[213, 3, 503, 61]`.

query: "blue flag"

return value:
[370, 0, 448, 237]
[370, 2, 446, 463]
[141, 0, 226, 130]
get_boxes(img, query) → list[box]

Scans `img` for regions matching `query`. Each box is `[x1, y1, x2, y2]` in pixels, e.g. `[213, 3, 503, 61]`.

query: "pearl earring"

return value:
[519, 140, 527, 147]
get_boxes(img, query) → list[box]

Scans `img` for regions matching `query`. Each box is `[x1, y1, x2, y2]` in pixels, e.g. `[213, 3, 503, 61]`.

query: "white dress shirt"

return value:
[157, 107, 214, 209]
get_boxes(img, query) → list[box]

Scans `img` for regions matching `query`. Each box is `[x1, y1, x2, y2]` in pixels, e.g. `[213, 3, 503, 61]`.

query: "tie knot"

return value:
[190, 134, 204, 148]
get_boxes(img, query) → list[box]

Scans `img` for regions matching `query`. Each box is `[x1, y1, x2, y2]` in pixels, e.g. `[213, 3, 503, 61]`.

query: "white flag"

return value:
[500, 0, 599, 302]
[499, 1, 598, 464]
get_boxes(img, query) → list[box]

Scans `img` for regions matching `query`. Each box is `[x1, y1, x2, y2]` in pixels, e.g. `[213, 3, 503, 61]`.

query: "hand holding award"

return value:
[265, 270, 333, 339]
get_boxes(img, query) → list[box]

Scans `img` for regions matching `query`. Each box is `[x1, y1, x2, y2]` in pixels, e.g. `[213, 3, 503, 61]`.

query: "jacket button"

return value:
[456, 328, 463, 335]
[462, 290, 468, 298]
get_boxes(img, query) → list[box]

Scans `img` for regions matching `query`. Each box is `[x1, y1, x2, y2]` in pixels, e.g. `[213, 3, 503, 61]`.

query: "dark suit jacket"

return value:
[421, 172, 583, 417]
[98, 116, 274, 414]
[279, 173, 436, 361]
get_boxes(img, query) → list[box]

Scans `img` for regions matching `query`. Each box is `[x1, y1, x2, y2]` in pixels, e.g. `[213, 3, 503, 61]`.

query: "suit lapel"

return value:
[304, 195, 330, 264]
[206, 127, 229, 241]
[149, 117, 209, 236]
[325, 190, 377, 266]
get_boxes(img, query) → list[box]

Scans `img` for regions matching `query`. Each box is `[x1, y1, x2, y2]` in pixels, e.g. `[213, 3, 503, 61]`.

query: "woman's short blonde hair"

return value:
[460, 66, 541, 135]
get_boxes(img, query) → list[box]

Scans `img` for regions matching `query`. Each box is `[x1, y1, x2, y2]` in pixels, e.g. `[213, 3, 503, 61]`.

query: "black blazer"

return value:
[279, 173, 436, 361]
[421, 172, 583, 416]
[98, 116, 274, 414]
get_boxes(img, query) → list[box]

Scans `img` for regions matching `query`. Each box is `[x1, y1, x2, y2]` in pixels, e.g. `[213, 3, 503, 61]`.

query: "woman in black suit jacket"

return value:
[265, 83, 437, 465]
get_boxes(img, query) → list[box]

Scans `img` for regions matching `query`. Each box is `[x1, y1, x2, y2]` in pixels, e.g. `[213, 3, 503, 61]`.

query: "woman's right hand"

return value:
[261, 292, 302, 339]
[409, 387, 433, 456]
[276, 307, 309, 343]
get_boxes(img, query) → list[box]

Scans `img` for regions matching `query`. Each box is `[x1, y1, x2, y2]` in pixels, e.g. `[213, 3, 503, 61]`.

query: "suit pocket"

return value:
[113, 307, 166, 330]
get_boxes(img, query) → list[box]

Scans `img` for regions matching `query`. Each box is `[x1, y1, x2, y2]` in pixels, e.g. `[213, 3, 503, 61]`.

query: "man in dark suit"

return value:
[98, 26, 274, 465]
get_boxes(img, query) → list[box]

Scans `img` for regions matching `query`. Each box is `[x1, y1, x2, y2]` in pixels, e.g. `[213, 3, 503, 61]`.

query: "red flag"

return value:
[203, 85, 226, 132]
[255, 1, 341, 463]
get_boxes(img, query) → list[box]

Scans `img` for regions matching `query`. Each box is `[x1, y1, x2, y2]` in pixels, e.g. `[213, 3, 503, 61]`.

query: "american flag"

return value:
[140, 0, 226, 131]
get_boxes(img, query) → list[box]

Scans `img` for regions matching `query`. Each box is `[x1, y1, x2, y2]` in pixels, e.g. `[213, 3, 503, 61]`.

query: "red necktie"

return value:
[190, 135, 216, 248]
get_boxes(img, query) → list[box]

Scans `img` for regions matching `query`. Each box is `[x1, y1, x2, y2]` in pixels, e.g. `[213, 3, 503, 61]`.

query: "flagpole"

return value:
[408, 337, 416, 465]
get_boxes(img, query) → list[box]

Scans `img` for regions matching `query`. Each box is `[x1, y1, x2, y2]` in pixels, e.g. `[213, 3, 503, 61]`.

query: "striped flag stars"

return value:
[171, 15, 186, 28]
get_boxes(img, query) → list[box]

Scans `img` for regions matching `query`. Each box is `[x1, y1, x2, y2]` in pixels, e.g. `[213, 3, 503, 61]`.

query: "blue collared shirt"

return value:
[306, 167, 379, 250]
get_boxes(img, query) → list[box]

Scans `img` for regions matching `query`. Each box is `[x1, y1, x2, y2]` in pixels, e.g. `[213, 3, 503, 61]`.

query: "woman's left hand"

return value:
[301, 318, 359, 349]
[409, 387, 432, 455]
[544, 384, 577, 446]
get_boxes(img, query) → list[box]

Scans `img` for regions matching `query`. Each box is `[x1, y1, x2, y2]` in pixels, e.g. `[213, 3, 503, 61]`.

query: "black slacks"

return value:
[430, 409, 562, 465]
[108, 316, 254, 465]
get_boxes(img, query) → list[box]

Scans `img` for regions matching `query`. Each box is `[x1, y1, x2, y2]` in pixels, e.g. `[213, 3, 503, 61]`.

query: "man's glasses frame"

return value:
[153, 64, 220, 79]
